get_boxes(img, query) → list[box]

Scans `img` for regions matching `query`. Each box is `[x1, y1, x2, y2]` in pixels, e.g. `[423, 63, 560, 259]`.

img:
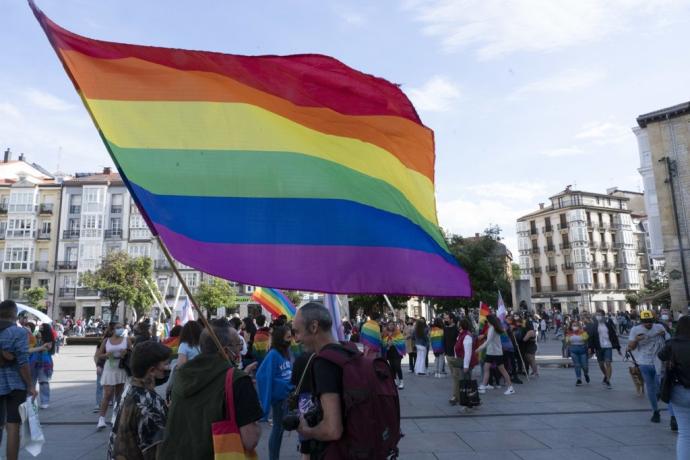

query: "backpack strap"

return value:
[317, 343, 359, 367]
[224, 367, 237, 426]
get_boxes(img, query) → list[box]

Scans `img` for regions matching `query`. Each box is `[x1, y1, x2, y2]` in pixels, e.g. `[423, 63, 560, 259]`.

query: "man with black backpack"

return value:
[294, 302, 401, 459]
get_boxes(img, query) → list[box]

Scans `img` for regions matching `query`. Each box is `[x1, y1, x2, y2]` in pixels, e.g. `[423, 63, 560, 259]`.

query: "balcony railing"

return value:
[542, 225, 553, 234]
[557, 223, 569, 230]
[56, 260, 77, 270]
[62, 229, 80, 239]
[76, 287, 99, 297]
[561, 263, 574, 271]
[531, 247, 540, 254]
[154, 260, 171, 270]
[35, 261, 50, 271]
[0, 204, 7, 214]
[546, 265, 558, 273]
[602, 262, 614, 270]
[37, 231, 51, 240]
[110, 205, 123, 214]
[104, 228, 123, 239]
[69, 205, 81, 215]
[537, 284, 579, 294]
[58, 288, 76, 298]
[39, 203, 53, 214]
[546, 245, 555, 253]
[560, 242, 571, 250]
[530, 228, 538, 235]
[600, 242, 610, 250]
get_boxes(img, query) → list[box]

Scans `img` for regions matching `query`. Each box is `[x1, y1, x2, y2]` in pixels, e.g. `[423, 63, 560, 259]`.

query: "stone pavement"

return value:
[13, 335, 677, 459]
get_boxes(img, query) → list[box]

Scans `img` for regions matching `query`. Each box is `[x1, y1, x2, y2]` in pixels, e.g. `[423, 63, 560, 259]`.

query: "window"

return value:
[545, 217, 552, 230]
[586, 212, 591, 225]
[546, 236, 553, 249]
[69, 194, 82, 214]
[81, 215, 103, 237]
[600, 232, 605, 243]
[128, 244, 151, 258]
[38, 279, 50, 289]
[63, 275, 76, 288]
[566, 274, 574, 290]
[83, 188, 105, 212]
[111, 193, 123, 214]
[559, 213, 567, 227]
[39, 221, 51, 237]
[3, 245, 33, 271]
[598, 213, 603, 225]
[110, 218, 122, 230]
[535, 277, 541, 293]
[6, 218, 35, 238]
[8, 191, 36, 213]
[182, 272, 199, 288]
[550, 276, 557, 290]
[68, 218, 80, 230]
[66, 246, 78, 261]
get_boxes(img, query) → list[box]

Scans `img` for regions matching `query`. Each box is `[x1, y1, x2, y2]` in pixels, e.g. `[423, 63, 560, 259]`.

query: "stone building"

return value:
[516, 187, 645, 313]
[636, 102, 690, 315]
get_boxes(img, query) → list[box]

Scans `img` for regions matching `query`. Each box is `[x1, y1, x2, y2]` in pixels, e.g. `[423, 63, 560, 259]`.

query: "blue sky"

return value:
[2, 0, 690, 253]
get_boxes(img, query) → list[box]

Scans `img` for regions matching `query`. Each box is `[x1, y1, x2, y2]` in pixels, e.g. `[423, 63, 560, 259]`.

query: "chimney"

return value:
[539, 203, 544, 209]
[103, 167, 112, 175]
[3, 148, 10, 163]
[18, 153, 25, 162]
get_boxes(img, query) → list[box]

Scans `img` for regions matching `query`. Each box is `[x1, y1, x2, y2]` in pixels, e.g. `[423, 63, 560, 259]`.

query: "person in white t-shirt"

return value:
[587, 309, 621, 389]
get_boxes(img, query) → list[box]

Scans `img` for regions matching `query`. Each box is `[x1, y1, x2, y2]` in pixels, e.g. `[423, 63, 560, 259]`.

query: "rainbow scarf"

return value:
[252, 330, 270, 363]
[289, 340, 303, 359]
[30, 2, 471, 298]
[251, 287, 296, 320]
[477, 302, 491, 360]
[162, 336, 180, 355]
[360, 320, 382, 353]
[384, 331, 406, 357]
[430, 327, 444, 354]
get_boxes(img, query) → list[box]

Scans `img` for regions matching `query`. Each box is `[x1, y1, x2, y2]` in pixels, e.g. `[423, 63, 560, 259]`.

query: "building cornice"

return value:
[637, 101, 690, 128]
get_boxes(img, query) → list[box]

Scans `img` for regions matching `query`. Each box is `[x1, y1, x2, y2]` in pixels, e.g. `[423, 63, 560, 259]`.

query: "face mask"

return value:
[572, 326, 579, 331]
[115, 328, 125, 337]
[661, 315, 669, 321]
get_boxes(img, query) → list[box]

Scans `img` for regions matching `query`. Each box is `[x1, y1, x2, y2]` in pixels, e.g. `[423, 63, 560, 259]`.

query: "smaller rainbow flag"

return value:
[430, 327, 444, 354]
[386, 331, 406, 357]
[162, 336, 180, 355]
[251, 287, 297, 319]
[252, 330, 270, 363]
[360, 320, 381, 353]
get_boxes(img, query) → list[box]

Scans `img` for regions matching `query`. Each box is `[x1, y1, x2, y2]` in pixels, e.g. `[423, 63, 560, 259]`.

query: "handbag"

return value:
[19, 400, 45, 456]
[660, 358, 676, 404]
[212, 368, 257, 460]
[458, 377, 481, 407]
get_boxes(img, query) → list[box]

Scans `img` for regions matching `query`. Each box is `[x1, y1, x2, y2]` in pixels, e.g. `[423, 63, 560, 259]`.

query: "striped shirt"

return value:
[0, 322, 29, 395]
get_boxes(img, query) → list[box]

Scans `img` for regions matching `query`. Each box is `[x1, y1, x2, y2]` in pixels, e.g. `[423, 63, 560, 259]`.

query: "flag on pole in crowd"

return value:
[180, 298, 194, 326]
[496, 291, 513, 350]
[30, 2, 471, 298]
[251, 287, 296, 320]
[324, 294, 345, 341]
[477, 302, 491, 335]
[497, 291, 507, 322]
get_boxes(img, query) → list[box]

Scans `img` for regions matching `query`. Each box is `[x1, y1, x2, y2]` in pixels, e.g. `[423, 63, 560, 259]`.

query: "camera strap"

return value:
[294, 353, 316, 395]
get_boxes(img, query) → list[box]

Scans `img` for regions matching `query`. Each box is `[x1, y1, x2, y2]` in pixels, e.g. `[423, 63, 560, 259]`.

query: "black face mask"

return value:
[155, 369, 171, 387]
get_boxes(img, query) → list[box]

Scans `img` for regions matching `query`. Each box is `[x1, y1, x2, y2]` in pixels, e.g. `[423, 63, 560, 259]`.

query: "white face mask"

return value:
[572, 326, 579, 331]
[661, 315, 670, 321]
[114, 328, 125, 337]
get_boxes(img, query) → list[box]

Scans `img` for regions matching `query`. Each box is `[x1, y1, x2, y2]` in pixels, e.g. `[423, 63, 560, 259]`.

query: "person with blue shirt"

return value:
[0, 300, 37, 460]
[256, 325, 294, 460]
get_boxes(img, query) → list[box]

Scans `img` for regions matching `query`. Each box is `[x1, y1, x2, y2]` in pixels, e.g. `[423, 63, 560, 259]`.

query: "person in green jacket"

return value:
[159, 320, 263, 459]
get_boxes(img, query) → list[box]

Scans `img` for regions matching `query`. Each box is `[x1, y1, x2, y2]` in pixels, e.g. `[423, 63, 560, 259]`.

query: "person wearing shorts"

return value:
[477, 314, 515, 395]
[0, 300, 37, 460]
[587, 309, 620, 389]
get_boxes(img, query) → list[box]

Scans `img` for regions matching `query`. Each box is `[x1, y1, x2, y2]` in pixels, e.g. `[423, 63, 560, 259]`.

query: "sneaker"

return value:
[576, 379, 583, 386]
[448, 397, 458, 406]
[584, 374, 590, 384]
[602, 377, 608, 385]
[39, 404, 49, 409]
[671, 416, 678, 432]
[485, 384, 495, 390]
[606, 381, 612, 390]
[651, 411, 661, 423]
[97, 417, 107, 430]
[504, 386, 515, 395]
[478, 387, 486, 394]
[398, 381, 404, 390]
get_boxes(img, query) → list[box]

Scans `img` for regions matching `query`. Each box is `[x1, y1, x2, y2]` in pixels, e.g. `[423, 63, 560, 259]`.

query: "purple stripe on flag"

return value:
[155, 225, 471, 296]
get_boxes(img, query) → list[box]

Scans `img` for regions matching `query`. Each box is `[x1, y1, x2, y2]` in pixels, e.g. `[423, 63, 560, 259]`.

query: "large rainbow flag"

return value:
[251, 287, 296, 320]
[31, 2, 471, 297]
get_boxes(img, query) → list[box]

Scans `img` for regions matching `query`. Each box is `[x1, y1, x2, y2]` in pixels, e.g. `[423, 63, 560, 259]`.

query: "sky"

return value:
[2, 0, 690, 254]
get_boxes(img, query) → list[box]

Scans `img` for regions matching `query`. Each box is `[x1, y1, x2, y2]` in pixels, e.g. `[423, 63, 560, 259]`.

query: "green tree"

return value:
[284, 290, 303, 307]
[80, 251, 156, 321]
[427, 225, 512, 313]
[349, 295, 409, 318]
[625, 292, 640, 309]
[195, 277, 237, 317]
[24, 287, 48, 311]
[640, 278, 671, 309]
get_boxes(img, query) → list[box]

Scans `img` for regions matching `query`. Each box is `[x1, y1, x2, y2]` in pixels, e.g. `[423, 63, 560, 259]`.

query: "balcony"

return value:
[76, 287, 99, 297]
[154, 260, 171, 270]
[546, 265, 558, 273]
[110, 205, 123, 214]
[586, 221, 594, 229]
[0, 204, 7, 214]
[69, 205, 81, 215]
[557, 223, 569, 231]
[58, 287, 76, 298]
[62, 229, 80, 239]
[129, 228, 152, 241]
[104, 228, 123, 240]
[561, 263, 574, 271]
[560, 242, 571, 250]
[56, 260, 77, 270]
[35, 261, 50, 271]
[531, 247, 540, 254]
[600, 242, 610, 250]
[39, 203, 54, 214]
[531, 266, 542, 274]
[546, 245, 556, 253]
[530, 228, 538, 236]
[538, 284, 579, 294]
[542, 225, 553, 234]
[602, 262, 614, 270]
[37, 231, 51, 240]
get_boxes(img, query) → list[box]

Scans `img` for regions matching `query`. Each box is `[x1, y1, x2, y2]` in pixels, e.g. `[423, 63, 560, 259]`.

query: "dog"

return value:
[628, 365, 644, 397]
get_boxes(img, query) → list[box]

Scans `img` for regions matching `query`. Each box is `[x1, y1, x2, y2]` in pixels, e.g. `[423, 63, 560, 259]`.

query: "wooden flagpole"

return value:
[155, 236, 230, 362]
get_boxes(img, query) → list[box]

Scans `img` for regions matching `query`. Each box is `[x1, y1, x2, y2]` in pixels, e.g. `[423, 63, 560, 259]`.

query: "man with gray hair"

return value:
[160, 321, 262, 459]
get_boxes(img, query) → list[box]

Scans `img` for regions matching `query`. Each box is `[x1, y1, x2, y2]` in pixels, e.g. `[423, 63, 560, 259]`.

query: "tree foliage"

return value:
[640, 278, 671, 309]
[426, 225, 512, 313]
[80, 251, 156, 320]
[24, 287, 48, 311]
[195, 277, 237, 316]
[284, 290, 302, 307]
[349, 295, 409, 318]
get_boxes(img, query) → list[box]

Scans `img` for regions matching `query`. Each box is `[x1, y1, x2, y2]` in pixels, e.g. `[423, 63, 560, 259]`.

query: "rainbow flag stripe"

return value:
[252, 330, 270, 363]
[430, 327, 444, 354]
[360, 320, 382, 352]
[386, 331, 406, 357]
[31, 3, 471, 297]
[251, 287, 296, 319]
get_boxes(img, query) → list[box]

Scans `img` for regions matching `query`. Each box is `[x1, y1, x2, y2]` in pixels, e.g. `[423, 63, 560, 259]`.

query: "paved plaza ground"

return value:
[12, 335, 678, 459]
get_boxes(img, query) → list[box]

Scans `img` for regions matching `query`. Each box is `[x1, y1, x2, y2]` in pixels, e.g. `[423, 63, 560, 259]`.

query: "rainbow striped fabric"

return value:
[289, 340, 303, 359]
[31, 3, 471, 297]
[430, 327, 444, 354]
[252, 330, 270, 364]
[385, 331, 406, 357]
[251, 288, 296, 320]
[360, 320, 382, 353]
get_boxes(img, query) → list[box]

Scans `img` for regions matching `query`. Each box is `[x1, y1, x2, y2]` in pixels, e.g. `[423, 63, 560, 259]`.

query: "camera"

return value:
[282, 406, 321, 431]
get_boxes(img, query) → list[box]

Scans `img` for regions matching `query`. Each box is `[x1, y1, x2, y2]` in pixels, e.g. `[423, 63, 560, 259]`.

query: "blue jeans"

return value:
[671, 385, 690, 460]
[569, 346, 589, 379]
[269, 399, 286, 460]
[31, 367, 51, 405]
[638, 364, 658, 412]
[96, 368, 103, 406]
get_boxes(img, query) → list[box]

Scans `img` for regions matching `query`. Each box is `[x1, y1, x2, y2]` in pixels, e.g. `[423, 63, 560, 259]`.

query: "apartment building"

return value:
[636, 102, 690, 315]
[516, 187, 645, 313]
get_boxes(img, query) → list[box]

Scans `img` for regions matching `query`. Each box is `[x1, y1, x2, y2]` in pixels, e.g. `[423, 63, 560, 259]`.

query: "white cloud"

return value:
[25, 88, 74, 111]
[466, 181, 548, 202]
[575, 121, 631, 145]
[510, 68, 605, 99]
[332, 4, 366, 26]
[0, 102, 22, 120]
[540, 147, 586, 158]
[404, 0, 689, 59]
[407, 76, 461, 112]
